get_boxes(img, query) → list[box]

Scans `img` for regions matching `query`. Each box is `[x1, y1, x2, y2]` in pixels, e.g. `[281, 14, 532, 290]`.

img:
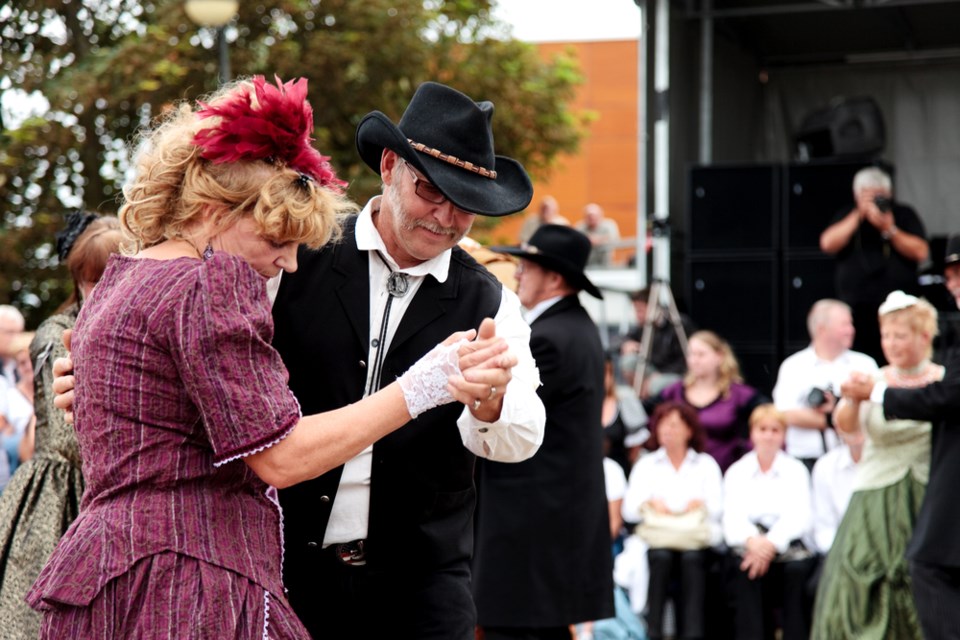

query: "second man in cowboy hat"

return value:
[472, 225, 614, 639]
[271, 82, 546, 639]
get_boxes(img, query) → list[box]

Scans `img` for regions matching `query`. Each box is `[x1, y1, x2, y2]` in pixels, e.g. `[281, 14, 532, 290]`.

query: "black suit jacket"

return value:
[885, 346, 960, 567]
[271, 217, 502, 634]
[473, 294, 614, 627]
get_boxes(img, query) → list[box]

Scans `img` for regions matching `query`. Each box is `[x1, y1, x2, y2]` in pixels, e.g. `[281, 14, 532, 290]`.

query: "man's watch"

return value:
[882, 225, 899, 240]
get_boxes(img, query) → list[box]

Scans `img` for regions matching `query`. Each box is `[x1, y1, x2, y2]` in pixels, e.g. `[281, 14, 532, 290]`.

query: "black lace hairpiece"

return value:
[55, 210, 98, 262]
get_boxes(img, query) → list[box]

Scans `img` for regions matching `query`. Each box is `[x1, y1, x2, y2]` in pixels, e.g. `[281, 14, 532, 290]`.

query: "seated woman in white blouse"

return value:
[723, 404, 816, 640]
[622, 401, 723, 640]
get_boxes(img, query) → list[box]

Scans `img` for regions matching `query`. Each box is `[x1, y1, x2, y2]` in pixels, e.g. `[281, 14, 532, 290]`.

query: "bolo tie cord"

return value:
[366, 251, 410, 396]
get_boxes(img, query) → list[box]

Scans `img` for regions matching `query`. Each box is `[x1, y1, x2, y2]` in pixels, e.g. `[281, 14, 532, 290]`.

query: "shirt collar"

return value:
[523, 295, 564, 324]
[355, 196, 453, 282]
[651, 447, 698, 465]
[747, 450, 788, 477]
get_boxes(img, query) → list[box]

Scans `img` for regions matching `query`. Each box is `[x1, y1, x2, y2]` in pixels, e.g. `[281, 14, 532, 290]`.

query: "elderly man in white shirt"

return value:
[723, 404, 817, 640]
[773, 299, 878, 470]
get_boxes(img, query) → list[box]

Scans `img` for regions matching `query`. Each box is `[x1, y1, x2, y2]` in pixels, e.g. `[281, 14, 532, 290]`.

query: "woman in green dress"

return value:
[0, 213, 123, 637]
[812, 290, 943, 639]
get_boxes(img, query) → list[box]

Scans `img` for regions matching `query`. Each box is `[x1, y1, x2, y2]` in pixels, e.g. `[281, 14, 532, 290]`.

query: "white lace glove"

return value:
[397, 339, 467, 418]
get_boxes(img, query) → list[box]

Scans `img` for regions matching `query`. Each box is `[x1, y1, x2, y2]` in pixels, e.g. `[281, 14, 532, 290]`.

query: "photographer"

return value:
[820, 167, 928, 363]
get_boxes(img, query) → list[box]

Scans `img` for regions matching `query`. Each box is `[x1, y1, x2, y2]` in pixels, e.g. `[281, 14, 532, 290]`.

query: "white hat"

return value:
[878, 290, 919, 316]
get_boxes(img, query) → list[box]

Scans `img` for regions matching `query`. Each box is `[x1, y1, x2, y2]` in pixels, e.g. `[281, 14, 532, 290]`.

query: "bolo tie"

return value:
[366, 251, 410, 396]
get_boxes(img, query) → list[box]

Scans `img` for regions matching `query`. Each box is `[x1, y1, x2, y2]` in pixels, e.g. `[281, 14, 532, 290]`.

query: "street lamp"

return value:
[184, 0, 239, 85]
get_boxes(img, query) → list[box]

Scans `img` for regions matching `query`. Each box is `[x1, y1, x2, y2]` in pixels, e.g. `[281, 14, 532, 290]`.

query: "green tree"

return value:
[0, 0, 588, 328]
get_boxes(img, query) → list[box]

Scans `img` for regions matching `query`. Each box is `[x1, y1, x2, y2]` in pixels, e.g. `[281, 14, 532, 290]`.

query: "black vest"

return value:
[272, 216, 502, 573]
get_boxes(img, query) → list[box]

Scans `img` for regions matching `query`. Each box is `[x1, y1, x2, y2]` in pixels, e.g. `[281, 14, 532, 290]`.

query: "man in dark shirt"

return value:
[819, 166, 929, 363]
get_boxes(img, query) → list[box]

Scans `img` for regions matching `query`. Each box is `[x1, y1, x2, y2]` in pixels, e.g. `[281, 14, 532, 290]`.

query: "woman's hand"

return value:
[685, 499, 705, 513]
[52, 329, 76, 424]
[448, 318, 516, 423]
[645, 498, 672, 515]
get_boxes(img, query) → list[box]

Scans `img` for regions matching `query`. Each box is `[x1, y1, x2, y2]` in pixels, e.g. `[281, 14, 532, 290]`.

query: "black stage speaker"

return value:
[795, 97, 885, 160]
[688, 165, 779, 254]
[784, 160, 893, 251]
[783, 255, 836, 345]
[687, 256, 777, 345]
[732, 346, 780, 398]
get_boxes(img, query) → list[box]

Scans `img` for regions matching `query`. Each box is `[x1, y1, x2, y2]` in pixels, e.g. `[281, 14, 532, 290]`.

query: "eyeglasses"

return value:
[400, 161, 447, 205]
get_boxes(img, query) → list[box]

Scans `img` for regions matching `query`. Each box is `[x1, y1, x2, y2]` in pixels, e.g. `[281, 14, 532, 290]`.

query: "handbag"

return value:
[635, 503, 711, 551]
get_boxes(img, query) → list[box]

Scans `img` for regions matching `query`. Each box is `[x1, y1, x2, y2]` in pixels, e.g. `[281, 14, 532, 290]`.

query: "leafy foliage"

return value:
[0, 0, 588, 328]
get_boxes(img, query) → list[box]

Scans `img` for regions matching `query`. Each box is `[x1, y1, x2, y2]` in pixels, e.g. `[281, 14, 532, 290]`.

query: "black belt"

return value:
[323, 539, 367, 567]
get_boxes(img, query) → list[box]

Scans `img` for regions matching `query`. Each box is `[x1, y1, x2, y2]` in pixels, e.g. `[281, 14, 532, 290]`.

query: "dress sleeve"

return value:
[175, 254, 301, 465]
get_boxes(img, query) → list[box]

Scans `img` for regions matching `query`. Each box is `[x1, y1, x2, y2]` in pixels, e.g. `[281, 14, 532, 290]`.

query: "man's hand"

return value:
[449, 318, 516, 423]
[840, 371, 875, 402]
[52, 329, 76, 424]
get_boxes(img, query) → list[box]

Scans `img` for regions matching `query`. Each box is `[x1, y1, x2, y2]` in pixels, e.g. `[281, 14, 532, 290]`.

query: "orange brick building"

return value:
[491, 39, 640, 263]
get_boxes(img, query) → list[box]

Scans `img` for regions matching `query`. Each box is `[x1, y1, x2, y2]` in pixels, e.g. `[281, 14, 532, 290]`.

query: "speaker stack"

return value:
[686, 160, 889, 395]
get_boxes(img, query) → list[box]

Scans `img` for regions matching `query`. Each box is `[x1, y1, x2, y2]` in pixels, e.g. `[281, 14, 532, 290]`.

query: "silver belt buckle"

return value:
[335, 539, 367, 566]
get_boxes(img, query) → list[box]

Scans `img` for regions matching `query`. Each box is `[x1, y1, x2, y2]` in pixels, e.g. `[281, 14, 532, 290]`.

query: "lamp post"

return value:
[184, 0, 239, 85]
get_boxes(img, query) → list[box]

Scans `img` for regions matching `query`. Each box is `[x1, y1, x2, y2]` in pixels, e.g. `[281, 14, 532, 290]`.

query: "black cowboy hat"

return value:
[945, 234, 960, 268]
[355, 82, 533, 217]
[491, 224, 603, 299]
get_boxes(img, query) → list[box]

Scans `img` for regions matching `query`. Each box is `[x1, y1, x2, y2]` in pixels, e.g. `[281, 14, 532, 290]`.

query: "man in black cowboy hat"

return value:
[271, 82, 546, 639]
[842, 234, 960, 639]
[472, 225, 614, 639]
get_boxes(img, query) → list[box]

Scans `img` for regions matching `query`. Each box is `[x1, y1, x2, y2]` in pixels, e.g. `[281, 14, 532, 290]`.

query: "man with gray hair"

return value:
[819, 166, 928, 363]
[772, 299, 878, 471]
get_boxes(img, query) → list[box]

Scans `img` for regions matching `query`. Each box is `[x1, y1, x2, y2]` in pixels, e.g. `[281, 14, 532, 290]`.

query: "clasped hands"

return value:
[741, 534, 777, 580]
[446, 317, 516, 422]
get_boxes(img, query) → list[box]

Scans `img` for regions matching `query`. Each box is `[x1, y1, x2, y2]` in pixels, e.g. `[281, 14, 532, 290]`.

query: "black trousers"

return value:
[646, 548, 707, 639]
[910, 559, 960, 640]
[284, 544, 476, 640]
[730, 555, 817, 640]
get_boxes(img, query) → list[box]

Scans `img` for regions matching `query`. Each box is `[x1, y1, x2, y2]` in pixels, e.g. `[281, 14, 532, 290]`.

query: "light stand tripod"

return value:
[631, 278, 689, 397]
[631, 219, 689, 397]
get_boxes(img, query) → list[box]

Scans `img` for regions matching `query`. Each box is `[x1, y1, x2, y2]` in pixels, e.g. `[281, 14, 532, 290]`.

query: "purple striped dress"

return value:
[27, 253, 310, 639]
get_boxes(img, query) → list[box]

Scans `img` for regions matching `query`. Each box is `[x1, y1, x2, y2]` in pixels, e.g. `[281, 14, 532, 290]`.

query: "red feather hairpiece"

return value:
[192, 75, 346, 190]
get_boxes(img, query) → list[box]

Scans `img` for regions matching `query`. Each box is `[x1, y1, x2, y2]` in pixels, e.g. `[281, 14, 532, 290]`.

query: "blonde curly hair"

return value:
[119, 80, 355, 253]
[879, 297, 939, 359]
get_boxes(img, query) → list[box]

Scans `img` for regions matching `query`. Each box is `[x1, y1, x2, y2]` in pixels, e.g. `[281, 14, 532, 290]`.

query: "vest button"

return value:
[371, 338, 380, 348]
[478, 427, 489, 433]
[306, 541, 318, 548]
[320, 495, 331, 503]
[359, 360, 366, 368]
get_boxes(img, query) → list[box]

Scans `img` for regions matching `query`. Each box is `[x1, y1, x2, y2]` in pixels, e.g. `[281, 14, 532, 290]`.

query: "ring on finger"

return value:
[472, 399, 481, 411]
[488, 386, 497, 400]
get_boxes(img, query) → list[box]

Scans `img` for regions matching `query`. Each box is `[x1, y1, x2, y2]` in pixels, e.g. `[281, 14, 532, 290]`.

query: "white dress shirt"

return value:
[320, 198, 545, 546]
[810, 444, 857, 552]
[623, 448, 724, 546]
[772, 346, 879, 458]
[722, 451, 813, 554]
[603, 457, 627, 502]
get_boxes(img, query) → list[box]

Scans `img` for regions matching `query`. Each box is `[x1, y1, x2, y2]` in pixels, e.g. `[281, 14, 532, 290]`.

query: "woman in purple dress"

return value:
[655, 330, 767, 472]
[26, 77, 512, 639]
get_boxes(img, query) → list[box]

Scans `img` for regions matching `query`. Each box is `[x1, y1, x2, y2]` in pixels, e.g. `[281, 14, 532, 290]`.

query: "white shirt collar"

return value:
[355, 196, 452, 282]
[523, 295, 564, 324]
[745, 450, 789, 477]
[651, 447, 698, 465]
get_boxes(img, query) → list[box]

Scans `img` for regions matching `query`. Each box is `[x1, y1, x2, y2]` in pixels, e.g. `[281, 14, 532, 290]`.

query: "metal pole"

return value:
[652, 0, 670, 284]
[635, 0, 649, 290]
[217, 27, 231, 85]
[700, 0, 713, 164]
